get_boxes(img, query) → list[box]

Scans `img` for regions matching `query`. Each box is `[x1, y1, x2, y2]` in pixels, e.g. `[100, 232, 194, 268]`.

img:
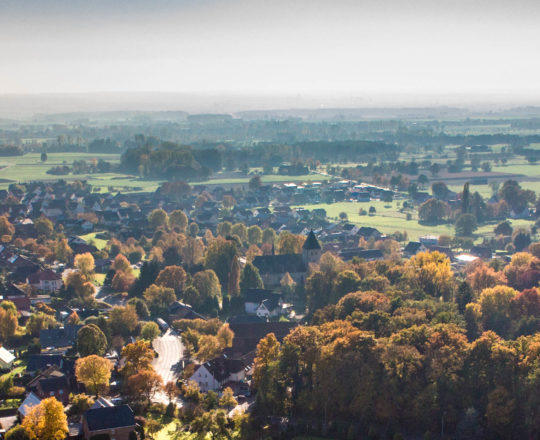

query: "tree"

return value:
[467, 263, 506, 294]
[169, 210, 188, 231]
[418, 198, 448, 223]
[40, 152, 48, 162]
[262, 228, 276, 244]
[148, 209, 169, 230]
[112, 254, 132, 274]
[455, 213, 478, 236]
[331, 270, 361, 303]
[120, 340, 155, 377]
[77, 324, 107, 356]
[494, 221, 513, 236]
[143, 284, 176, 316]
[195, 335, 221, 362]
[219, 387, 237, 410]
[26, 312, 56, 337]
[217, 324, 234, 348]
[22, 397, 68, 440]
[432, 182, 449, 199]
[127, 297, 150, 319]
[191, 270, 222, 312]
[227, 257, 241, 296]
[406, 251, 454, 299]
[479, 285, 518, 337]
[513, 229, 531, 251]
[276, 231, 304, 254]
[0, 306, 17, 342]
[155, 266, 186, 296]
[35, 217, 53, 237]
[499, 180, 536, 213]
[74, 253, 95, 279]
[239, 262, 264, 293]
[253, 333, 280, 388]
[461, 182, 471, 214]
[141, 322, 160, 341]
[5, 425, 31, 440]
[75, 355, 113, 396]
[54, 238, 72, 263]
[0, 216, 15, 240]
[204, 237, 238, 287]
[127, 369, 163, 402]
[163, 381, 179, 403]
[249, 175, 262, 190]
[231, 223, 248, 243]
[109, 305, 139, 337]
[68, 394, 95, 417]
[247, 225, 263, 245]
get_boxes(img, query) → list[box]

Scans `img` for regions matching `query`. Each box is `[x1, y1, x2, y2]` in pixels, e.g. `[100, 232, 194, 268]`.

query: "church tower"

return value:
[302, 229, 322, 265]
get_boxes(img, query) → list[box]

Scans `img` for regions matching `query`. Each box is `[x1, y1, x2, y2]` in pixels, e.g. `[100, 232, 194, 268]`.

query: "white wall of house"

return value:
[189, 365, 220, 392]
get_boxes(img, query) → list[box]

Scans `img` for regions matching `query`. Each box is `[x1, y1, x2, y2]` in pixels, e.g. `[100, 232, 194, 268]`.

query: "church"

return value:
[253, 230, 322, 288]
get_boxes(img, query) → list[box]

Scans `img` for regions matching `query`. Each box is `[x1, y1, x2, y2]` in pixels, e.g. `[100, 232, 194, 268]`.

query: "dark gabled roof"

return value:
[39, 325, 83, 349]
[197, 355, 246, 382]
[84, 405, 135, 431]
[168, 301, 206, 320]
[302, 230, 321, 250]
[228, 321, 298, 354]
[244, 289, 280, 304]
[427, 245, 455, 260]
[38, 375, 68, 393]
[27, 354, 63, 372]
[339, 249, 383, 261]
[253, 254, 306, 275]
[258, 297, 280, 312]
[404, 242, 423, 254]
[358, 227, 381, 238]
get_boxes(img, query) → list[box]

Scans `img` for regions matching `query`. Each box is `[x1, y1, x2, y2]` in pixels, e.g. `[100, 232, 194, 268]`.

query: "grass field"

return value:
[294, 201, 536, 242]
[294, 201, 455, 241]
[80, 232, 108, 250]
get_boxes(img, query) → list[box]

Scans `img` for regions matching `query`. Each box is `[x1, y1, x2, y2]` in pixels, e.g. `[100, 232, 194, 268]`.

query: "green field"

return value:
[80, 232, 108, 250]
[294, 201, 536, 242]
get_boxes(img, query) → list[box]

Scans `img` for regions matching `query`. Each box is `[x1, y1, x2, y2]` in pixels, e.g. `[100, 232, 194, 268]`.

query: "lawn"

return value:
[294, 201, 455, 241]
[80, 232, 108, 250]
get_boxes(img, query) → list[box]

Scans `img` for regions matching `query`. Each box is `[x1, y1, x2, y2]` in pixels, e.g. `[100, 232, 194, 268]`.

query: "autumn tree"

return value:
[75, 355, 113, 396]
[0, 305, 18, 342]
[247, 225, 263, 245]
[22, 397, 68, 440]
[120, 340, 155, 377]
[0, 216, 15, 240]
[143, 284, 176, 316]
[74, 252, 95, 279]
[169, 210, 188, 232]
[217, 323, 234, 348]
[77, 324, 107, 356]
[190, 270, 222, 313]
[406, 251, 454, 299]
[109, 305, 139, 337]
[478, 285, 518, 337]
[148, 208, 169, 230]
[155, 265, 186, 296]
[276, 231, 304, 254]
[54, 238, 72, 263]
[127, 369, 163, 402]
[467, 263, 506, 294]
[34, 217, 53, 237]
[219, 387, 237, 410]
[204, 237, 238, 287]
[195, 335, 221, 362]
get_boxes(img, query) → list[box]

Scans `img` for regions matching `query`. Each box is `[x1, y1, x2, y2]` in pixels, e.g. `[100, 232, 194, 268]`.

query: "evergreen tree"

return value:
[240, 262, 264, 293]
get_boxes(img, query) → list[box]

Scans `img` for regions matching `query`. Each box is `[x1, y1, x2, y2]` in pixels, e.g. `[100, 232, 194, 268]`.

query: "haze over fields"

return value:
[2, 0, 540, 115]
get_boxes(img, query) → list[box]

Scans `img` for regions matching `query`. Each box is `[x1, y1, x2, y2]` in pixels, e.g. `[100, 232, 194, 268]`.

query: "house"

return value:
[27, 366, 70, 404]
[403, 241, 427, 257]
[27, 269, 63, 293]
[339, 248, 384, 261]
[255, 297, 288, 318]
[253, 230, 321, 287]
[168, 301, 206, 322]
[26, 354, 65, 374]
[83, 405, 137, 440]
[18, 392, 41, 418]
[40, 325, 83, 349]
[0, 346, 15, 369]
[244, 289, 282, 315]
[227, 321, 298, 356]
[189, 355, 246, 392]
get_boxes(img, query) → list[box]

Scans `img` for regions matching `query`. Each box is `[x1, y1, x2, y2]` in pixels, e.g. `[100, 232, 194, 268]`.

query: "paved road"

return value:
[152, 329, 184, 404]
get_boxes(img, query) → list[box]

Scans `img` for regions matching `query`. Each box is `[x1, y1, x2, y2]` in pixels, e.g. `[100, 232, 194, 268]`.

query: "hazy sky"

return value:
[1, 0, 540, 101]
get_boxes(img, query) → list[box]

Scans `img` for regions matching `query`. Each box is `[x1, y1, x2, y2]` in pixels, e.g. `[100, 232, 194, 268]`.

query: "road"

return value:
[152, 328, 184, 404]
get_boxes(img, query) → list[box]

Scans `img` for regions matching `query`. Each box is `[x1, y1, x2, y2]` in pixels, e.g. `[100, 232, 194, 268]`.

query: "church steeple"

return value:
[302, 229, 322, 264]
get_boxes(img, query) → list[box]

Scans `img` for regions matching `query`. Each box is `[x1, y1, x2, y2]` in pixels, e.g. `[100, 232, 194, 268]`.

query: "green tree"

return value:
[148, 208, 169, 230]
[239, 262, 264, 293]
[35, 217, 53, 237]
[247, 225, 263, 245]
[141, 321, 160, 341]
[77, 324, 108, 356]
[455, 213, 478, 236]
[143, 284, 176, 317]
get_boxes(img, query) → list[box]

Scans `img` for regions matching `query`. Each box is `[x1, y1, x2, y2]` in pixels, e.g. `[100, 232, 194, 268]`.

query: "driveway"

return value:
[151, 329, 184, 404]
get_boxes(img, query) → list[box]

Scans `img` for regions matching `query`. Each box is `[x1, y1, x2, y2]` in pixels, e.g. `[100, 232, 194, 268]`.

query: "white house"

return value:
[0, 346, 15, 369]
[189, 355, 246, 393]
[27, 269, 63, 293]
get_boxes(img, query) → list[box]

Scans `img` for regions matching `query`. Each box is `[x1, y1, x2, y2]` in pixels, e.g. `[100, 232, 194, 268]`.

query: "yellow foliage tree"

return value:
[22, 397, 68, 440]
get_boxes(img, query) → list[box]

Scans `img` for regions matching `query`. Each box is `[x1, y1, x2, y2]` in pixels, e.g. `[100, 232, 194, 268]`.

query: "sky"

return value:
[1, 0, 540, 108]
